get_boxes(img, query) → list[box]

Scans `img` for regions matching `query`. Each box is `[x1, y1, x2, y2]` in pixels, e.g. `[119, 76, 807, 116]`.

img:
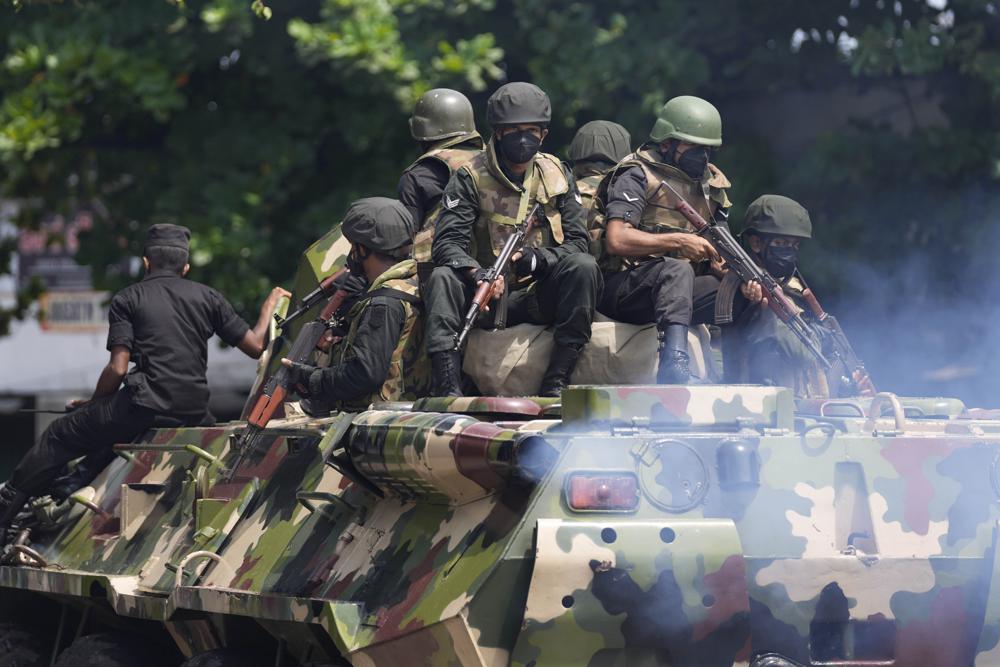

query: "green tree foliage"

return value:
[1, 1, 998, 397]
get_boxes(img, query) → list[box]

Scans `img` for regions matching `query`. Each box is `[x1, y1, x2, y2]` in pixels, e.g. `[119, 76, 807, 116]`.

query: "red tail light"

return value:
[565, 472, 640, 512]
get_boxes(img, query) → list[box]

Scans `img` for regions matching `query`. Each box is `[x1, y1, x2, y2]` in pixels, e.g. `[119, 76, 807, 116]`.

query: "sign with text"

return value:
[39, 291, 109, 332]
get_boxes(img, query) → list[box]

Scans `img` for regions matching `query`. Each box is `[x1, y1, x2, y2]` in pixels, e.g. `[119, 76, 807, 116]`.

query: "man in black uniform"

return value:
[0, 224, 289, 546]
[397, 88, 483, 262]
[282, 198, 429, 411]
[597, 95, 761, 383]
[425, 82, 602, 397]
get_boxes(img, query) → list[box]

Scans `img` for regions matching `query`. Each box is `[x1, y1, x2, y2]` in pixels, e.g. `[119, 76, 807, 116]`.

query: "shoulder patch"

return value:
[443, 194, 459, 210]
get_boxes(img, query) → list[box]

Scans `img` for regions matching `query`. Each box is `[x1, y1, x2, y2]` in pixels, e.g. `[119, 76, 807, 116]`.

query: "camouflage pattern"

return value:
[6, 226, 1000, 667]
[596, 146, 732, 273]
[333, 259, 430, 410]
[409, 135, 484, 263]
[463, 140, 568, 268]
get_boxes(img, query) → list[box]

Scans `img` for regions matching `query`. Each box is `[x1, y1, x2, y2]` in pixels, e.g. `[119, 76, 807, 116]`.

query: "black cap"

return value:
[144, 223, 191, 252]
[341, 197, 414, 252]
[486, 82, 552, 127]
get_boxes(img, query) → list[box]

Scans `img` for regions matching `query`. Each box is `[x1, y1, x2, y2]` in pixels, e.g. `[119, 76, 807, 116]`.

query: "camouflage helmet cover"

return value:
[342, 197, 415, 252]
[486, 82, 552, 127]
[649, 95, 723, 146]
[567, 120, 632, 164]
[409, 88, 477, 142]
[742, 194, 813, 239]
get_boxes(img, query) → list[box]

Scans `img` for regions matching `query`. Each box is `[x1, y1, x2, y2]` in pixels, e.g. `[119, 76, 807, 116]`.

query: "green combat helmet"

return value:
[567, 120, 632, 165]
[486, 81, 551, 127]
[409, 88, 477, 142]
[649, 95, 723, 146]
[742, 194, 813, 239]
[342, 197, 415, 252]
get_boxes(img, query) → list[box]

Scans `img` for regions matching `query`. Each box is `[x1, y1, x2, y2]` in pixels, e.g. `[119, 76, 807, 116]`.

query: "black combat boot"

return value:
[431, 351, 464, 397]
[656, 324, 691, 385]
[0, 483, 30, 548]
[539, 344, 583, 398]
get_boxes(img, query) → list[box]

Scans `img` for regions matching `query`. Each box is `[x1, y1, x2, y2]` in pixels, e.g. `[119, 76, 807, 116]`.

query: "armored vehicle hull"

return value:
[3, 227, 1000, 666]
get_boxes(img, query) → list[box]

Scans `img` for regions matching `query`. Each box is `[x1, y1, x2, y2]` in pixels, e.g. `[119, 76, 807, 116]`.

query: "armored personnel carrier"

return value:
[2, 229, 1000, 667]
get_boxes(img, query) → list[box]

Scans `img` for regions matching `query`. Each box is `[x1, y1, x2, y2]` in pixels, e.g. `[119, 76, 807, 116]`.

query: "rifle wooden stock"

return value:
[228, 284, 352, 480]
[802, 289, 876, 396]
[454, 203, 541, 351]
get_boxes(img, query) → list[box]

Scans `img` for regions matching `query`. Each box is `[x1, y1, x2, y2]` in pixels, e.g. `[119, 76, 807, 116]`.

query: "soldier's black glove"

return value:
[282, 359, 318, 397]
[513, 247, 548, 280]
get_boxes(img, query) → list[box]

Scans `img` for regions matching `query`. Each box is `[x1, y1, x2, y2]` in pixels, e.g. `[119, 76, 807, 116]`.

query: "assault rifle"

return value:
[660, 181, 831, 370]
[801, 288, 877, 396]
[275, 268, 350, 333]
[453, 203, 541, 351]
[226, 277, 352, 481]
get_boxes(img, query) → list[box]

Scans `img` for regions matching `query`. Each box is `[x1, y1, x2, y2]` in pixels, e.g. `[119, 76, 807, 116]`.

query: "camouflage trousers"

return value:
[424, 253, 603, 354]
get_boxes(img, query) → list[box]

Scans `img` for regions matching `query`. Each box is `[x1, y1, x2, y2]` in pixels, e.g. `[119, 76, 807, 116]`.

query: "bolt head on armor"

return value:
[486, 82, 551, 127]
[567, 120, 632, 164]
[409, 88, 477, 142]
[341, 197, 415, 252]
[649, 95, 722, 147]
[742, 194, 812, 240]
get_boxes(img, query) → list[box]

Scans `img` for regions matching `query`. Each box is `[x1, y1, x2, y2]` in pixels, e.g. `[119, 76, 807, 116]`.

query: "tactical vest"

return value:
[463, 142, 569, 269]
[335, 259, 430, 411]
[573, 162, 613, 259]
[409, 134, 483, 263]
[596, 147, 732, 272]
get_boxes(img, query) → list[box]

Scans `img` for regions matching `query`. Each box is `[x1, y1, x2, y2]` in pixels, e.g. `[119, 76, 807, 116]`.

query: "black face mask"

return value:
[498, 130, 542, 164]
[762, 243, 798, 280]
[676, 146, 710, 179]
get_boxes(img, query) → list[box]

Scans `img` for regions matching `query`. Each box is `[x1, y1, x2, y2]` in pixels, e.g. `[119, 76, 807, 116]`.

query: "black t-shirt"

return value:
[106, 270, 250, 415]
[397, 158, 451, 229]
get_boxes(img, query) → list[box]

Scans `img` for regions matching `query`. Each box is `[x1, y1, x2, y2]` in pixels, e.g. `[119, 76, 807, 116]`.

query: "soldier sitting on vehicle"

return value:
[423, 82, 603, 398]
[398, 88, 484, 263]
[594, 95, 762, 384]
[717, 195, 833, 397]
[0, 224, 289, 547]
[282, 197, 430, 411]
[566, 120, 631, 215]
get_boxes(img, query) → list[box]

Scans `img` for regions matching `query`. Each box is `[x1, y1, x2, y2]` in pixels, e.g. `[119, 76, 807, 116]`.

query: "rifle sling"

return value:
[366, 287, 421, 306]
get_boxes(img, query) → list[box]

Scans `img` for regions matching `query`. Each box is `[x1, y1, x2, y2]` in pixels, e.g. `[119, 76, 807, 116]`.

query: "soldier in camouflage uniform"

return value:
[425, 82, 603, 397]
[283, 197, 430, 411]
[566, 120, 631, 214]
[718, 194, 831, 397]
[398, 88, 484, 263]
[595, 95, 761, 384]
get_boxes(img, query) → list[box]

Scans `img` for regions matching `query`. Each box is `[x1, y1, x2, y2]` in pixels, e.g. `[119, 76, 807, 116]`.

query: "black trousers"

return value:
[11, 391, 156, 496]
[598, 257, 720, 330]
[425, 253, 603, 354]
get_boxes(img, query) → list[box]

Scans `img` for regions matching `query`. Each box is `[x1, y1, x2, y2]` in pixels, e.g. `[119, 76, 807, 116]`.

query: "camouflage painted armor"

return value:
[598, 146, 732, 272]
[463, 141, 568, 269]
[409, 134, 483, 263]
[333, 259, 429, 410]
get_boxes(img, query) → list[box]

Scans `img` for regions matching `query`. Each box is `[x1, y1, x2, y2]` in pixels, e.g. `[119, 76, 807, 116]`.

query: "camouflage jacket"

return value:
[572, 160, 615, 261]
[595, 145, 732, 272]
[431, 138, 591, 275]
[315, 259, 430, 411]
[401, 133, 484, 263]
